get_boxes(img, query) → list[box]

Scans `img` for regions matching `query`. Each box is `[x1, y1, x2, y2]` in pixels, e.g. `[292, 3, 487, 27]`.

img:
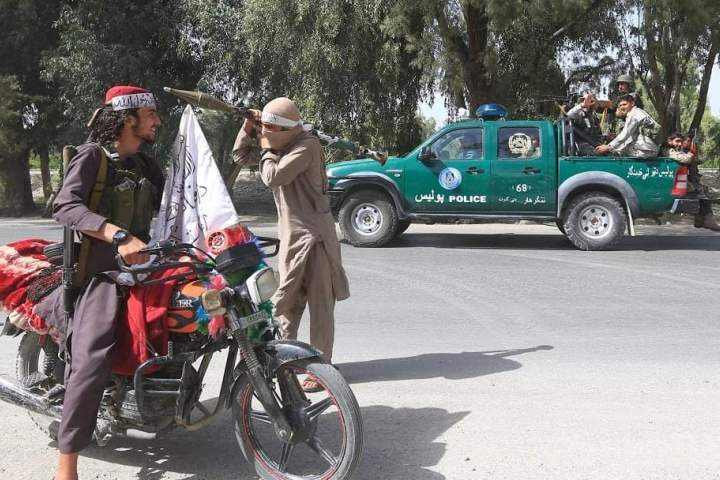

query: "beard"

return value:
[133, 124, 157, 145]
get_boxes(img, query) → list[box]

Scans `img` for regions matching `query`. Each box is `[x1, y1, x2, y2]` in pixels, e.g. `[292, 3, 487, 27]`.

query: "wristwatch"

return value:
[112, 229, 130, 250]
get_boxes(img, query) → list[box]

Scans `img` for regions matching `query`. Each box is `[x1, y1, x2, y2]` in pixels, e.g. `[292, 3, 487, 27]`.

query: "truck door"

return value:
[404, 127, 492, 213]
[490, 124, 557, 213]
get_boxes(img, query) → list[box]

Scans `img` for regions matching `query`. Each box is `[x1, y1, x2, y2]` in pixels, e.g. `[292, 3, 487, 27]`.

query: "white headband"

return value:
[111, 93, 156, 111]
[261, 111, 301, 128]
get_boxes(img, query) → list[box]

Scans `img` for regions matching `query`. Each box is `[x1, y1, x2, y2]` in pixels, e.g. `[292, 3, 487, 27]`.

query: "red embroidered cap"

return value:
[104, 85, 156, 111]
[87, 86, 157, 128]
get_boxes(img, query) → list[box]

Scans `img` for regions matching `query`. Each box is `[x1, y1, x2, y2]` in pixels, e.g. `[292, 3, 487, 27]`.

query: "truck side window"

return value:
[430, 128, 483, 161]
[498, 127, 541, 159]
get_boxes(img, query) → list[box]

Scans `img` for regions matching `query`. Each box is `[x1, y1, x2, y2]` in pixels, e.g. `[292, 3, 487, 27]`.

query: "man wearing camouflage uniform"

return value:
[596, 94, 659, 158]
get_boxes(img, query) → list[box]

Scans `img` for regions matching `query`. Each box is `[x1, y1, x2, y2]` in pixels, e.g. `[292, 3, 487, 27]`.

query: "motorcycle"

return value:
[0, 232, 363, 479]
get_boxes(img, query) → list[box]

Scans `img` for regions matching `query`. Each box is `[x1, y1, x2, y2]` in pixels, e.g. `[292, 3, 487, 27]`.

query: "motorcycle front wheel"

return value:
[232, 359, 363, 480]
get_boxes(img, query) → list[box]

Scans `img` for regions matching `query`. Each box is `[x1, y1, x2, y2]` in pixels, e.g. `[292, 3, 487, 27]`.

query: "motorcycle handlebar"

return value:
[114, 240, 214, 286]
[114, 236, 281, 286]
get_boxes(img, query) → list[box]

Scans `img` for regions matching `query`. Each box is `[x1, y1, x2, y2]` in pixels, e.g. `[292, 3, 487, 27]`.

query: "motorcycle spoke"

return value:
[249, 409, 273, 425]
[277, 441, 295, 473]
[306, 436, 338, 467]
[306, 397, 334, 422]
[278, 368, 307, 404]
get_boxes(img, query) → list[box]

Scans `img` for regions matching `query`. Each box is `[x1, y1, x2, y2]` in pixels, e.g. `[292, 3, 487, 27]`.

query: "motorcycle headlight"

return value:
[200, 288, 226, 316]
[247, 267, 279, 305]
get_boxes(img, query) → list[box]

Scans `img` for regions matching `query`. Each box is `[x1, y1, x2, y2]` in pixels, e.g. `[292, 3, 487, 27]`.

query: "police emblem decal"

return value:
[438, 167, 462, 190]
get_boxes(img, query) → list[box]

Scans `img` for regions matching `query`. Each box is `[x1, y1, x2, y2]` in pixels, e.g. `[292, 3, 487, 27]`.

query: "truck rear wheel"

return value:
[339, 190, 398, 247]
[562, 192, 626, 251]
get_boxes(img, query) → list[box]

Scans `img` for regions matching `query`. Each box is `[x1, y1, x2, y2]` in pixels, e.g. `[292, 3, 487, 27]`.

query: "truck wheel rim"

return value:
[351, 203, 383, 236]
[579, 205, 613, 238]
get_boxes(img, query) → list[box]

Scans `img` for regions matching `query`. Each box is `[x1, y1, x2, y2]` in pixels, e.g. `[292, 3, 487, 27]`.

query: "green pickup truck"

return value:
[326, 105, 698, 250]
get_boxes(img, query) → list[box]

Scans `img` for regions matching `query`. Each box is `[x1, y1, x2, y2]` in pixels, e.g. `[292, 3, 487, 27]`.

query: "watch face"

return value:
[114, 230, 129, 243]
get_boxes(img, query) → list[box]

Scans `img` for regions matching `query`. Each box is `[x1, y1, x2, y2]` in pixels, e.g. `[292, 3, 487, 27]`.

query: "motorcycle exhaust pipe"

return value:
[0, 375, 63, 419]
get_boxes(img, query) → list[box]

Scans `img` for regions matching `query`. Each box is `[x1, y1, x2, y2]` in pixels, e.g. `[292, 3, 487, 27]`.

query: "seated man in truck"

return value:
[566, 93, 602, 155]
[662, 132, 720, 231]
[662, 132, 695, 169]
[595, 95, 659, 158]
[459, 131, 483, 160]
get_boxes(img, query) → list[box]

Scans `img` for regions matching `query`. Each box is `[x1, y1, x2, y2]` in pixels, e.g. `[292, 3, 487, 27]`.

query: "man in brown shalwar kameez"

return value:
[232, 97, 349, 392]
[52, 86, 163, 480]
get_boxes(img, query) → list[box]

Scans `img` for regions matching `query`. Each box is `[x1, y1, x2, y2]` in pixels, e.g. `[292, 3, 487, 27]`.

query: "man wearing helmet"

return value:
[614, 74, 644, 109]
[232, 98, 350, 392]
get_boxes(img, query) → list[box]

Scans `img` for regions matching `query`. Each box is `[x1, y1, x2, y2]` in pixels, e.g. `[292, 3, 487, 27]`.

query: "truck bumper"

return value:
[670, 198, 700, 215]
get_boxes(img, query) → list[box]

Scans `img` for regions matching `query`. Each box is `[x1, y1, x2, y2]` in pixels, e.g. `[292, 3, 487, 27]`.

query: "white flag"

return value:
[153, 105, 239, 247]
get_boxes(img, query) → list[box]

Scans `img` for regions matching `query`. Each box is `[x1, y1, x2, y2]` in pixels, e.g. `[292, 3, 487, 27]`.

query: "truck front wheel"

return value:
[562, 192, 627, 251]
[339, 190, 399, 247]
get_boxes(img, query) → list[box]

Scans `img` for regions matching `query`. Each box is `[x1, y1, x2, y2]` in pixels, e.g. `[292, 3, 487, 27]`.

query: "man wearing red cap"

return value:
[232, 97, 350, 392]
[50, 86, 164, 480]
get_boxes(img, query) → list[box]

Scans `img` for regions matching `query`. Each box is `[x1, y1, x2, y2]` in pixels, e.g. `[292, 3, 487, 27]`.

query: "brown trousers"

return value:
[277, 245, 336, 362]
[58, 276, 122, 453]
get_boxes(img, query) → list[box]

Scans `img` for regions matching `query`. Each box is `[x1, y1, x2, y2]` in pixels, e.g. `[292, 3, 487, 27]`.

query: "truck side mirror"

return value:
[418, 146, 436, 163]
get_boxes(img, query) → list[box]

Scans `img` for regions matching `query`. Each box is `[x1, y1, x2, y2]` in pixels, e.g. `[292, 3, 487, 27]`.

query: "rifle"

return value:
[60, 147, 77, 331]
[309, 128, 387, 164]
[164, 88, 388, 164]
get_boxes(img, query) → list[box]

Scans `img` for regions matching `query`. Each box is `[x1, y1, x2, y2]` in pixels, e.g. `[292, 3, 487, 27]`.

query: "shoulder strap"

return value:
[62, 145, 78, 178]
[88, 148, 109, 211]
[73, 147, 109, 287]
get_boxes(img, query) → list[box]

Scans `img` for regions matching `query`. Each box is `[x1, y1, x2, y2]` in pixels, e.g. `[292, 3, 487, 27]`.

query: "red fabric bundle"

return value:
[112, 266, 193, 376]
[0, 239, 53, 313]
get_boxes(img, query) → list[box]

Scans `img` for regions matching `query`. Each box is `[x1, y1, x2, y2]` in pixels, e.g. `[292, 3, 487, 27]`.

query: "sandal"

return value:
[302, 376, 324, 393]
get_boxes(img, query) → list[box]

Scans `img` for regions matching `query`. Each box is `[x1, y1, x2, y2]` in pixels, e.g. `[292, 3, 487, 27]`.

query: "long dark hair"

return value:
[88, 108, 139, 146]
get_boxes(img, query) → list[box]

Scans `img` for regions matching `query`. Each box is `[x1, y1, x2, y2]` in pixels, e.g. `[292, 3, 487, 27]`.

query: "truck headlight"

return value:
[247, 267, 279, 304]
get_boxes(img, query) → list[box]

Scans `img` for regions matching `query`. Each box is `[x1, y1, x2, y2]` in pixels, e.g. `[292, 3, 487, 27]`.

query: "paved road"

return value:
[1, 218, 719, 479]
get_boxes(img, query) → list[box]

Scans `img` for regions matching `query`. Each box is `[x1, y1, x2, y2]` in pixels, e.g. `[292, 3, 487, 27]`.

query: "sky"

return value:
[420, 64, 720, 128]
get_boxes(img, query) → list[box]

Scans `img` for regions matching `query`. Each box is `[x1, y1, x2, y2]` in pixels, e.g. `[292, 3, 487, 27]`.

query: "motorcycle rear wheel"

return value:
[16, 332, 61, 440]
[232, 359, 363, 480]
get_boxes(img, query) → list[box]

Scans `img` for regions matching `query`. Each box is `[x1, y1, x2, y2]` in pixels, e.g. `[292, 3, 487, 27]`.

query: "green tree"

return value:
[619, 0, 720, 138]
[698, 111, 720, 168]
[0, 77, 34, 215]
[44, 0, 203, 156]
[0, 0, 63, 215]
[186, 0, 425, 155]
[382, 0, 620, 115]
